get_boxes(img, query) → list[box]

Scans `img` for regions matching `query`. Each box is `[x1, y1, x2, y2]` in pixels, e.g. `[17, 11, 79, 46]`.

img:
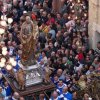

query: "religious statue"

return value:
[77, 73, 100, 100]
[20, 16, 39, 66]
[16, 68, 25, 90]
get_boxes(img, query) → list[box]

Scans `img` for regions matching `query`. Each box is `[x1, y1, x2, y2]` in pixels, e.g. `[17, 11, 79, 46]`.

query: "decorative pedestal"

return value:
[2, 62, 55, 99]
[19, 62, 43, 87]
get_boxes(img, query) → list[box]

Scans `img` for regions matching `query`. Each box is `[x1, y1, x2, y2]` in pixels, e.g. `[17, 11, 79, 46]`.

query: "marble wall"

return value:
[88, 0, 100, 49]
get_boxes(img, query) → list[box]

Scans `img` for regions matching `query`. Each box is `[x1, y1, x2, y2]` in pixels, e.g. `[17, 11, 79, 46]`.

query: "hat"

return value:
[23, 11, 27, 14]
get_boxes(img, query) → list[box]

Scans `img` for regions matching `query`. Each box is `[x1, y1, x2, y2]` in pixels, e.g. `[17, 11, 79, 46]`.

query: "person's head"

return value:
[14, 28, 18, 33]
[13, 92, 20, 99]
[62, 57, 67, 64]
[41, 51, 46, 57]
[63, 13, 68, 19]
[97, 41, 100, 49]
[82, 46, 86, 52]
[89, 65, 95, 72]
[63, 86, 68, 93]
[88, 49, 94, 55]
[39, 93, 45, 100]
[83, 93, 89, 100]
[47, 13, 52, 19]
[0, 87, 2, 93]
[7, 41, 12, 46]
[57, 13, 61, 19]
[40, 59, 44, 65]
[43, 2, 48, 8]
[57, 69, 63, 76]
[0, 41, 5, 47]
[73, 92, 77, 99]
[18, 50, 22, 56]
[72, 77, 78, 84]
[20, 97, 25, 100]
[58, 80, 63, 87]
[19, 1, 23, 8]
[49, 42, 53, 48]
[19, 44, 23, 49]
[85, 55, 90, 61]
[26, 16, 31, 24]
[65, 49, 69, 56]
[40, 9, 44, 14]
[54, 75, 59, 81]
[13, 8, 17, 16]
[51, 91, 58, 99]
[93, 57, 99, 64]
[12, 41, 17, 47]
[57, 30, 61, 36]
[4, 82, 9, 87]
[8, 33, 13, 39]
[51, 51, 56, 57]
[42, 11, 47, 17]
[13, 0, 18, 6]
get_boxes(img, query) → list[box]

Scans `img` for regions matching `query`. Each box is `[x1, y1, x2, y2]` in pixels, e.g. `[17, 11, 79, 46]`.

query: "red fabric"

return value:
[46, 18, 55, 25]
[31, 13, 36, 20]
[78, 53, 84, 61]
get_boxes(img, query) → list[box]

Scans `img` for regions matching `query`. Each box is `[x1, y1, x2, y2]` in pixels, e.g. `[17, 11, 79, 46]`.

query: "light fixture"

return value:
[2, 50, 7, 56]
[1, 58, 6, 63]
[68, 16, 71, 20]
[23, 11, 27, 14]
[0, 21, 7, 27]
[7, 18, 13, 24]
[0, 62, 5, 68]
[84, 13, 87, 17]
[6, 64, 12, 70]
[1, 15, 7, 21]
[9, 57, 15, 64]
[2, 47, 7, 51]
[0, 28, 5, 34]
[11, 61, 17, 66]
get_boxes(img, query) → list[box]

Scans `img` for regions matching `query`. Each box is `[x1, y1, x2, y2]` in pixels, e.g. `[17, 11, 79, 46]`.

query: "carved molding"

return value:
[90, 0, 100, 6]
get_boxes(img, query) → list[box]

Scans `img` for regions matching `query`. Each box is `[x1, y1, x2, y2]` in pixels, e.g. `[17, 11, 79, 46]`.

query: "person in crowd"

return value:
[11, 92, 20, 100]
[63, 86, 73, 100]
[56, 80, 67, 94]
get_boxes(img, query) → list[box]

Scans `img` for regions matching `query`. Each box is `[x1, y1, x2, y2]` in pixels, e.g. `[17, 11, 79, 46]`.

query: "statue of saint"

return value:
[20, 16, 39, 66]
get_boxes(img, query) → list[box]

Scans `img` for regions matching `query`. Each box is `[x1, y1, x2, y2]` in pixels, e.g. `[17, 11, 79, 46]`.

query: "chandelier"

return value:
[0, 14, 15, 71]
[0, 46, 17, 71]
[0, 15, 13, 34]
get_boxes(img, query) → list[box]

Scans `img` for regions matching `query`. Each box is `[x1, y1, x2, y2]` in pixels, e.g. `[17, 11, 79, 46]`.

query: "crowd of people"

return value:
[0, 0, 99, 100]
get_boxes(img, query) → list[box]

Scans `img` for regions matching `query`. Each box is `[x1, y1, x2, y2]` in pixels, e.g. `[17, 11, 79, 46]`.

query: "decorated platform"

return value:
[2, 72, 55, 99]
